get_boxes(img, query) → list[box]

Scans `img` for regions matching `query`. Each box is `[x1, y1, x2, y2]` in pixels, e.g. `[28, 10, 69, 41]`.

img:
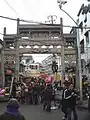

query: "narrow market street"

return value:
[0, 102, 89, 120]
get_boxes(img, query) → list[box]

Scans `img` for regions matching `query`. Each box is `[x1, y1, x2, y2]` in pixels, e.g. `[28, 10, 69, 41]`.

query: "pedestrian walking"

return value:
[64, 83, 78, 120]
[24, 85, 29, 104]
[11, 82, 17, 98]
[61, 83, 68, 120]
[21, 85, 25, 104]
[28, 84, 33, 104]
[43, 84, 53, 112]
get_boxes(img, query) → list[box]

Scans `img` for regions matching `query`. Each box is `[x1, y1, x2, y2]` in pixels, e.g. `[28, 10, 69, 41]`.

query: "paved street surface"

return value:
[0, 103, 89, 120]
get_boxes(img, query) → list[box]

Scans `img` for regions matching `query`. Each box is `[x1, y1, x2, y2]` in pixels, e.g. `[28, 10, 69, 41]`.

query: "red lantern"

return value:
[6, 70, 12, 75]
[45, 76, 52, 84]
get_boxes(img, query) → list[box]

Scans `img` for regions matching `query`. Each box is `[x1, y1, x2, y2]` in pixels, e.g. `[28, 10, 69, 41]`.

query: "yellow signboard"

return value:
[30, 70, 40, 77]
[54, 73, 61, 81]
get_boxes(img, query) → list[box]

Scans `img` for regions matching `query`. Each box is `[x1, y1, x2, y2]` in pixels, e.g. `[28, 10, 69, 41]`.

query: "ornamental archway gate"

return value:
[3, 18, 76, 86]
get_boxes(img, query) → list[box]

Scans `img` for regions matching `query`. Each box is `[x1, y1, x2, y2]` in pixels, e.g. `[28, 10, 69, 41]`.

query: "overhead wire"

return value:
[22, 0, 31, 14]
[1, 2, 90, 56]
[0, 15, 90, 29]
[4, 0, 23, 20]
[2, 0, 44, 24]
[0, 33, 4, 35]
[1, 0, 90, 29]
[0, 15, 44, 24]
[0, 16, 89, 47]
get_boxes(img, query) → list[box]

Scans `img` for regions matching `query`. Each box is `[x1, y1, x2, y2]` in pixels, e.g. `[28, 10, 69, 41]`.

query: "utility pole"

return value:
[1, 50, 5, 88]
[1, 27, 7, 88]
[45, 15, 57, 24]
[60, 18, 65, 85]
[76, 24, 83, 102]
[57, 1, 83, 102]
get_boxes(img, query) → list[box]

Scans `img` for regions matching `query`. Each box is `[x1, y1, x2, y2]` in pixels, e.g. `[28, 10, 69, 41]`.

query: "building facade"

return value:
[77, 1, 90, 79]
[42, 54, 61, 80]
[25, 63, 43, 77]
[42, 55, 53, 75]
[21, 55, 34, 65]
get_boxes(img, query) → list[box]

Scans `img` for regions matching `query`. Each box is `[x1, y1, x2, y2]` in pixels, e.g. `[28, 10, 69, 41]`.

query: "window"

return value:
[88, 66, 90, 73]
[82, 6, 88, 15]
[36, 65, 37, 69]
[80, 39, 84, 53]
[84, 31, 89, 44]
[30, 65, 33, 69]
[84, 14, 87, 23]
[30, 65, 31, 69]
[79, 22, 83, 33]
[33, 65, 34, 69]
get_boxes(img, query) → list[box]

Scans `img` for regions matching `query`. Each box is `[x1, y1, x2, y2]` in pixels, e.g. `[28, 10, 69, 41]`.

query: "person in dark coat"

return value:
[0, 98, 25, 120]
[28, 84, 33, 104]
[39, 84, 45, 103]
[32, 83, 39, 105]
[64, 84, 78, 120]
[11, 82, 17, 98]
[43, 84, 53, 112]
[61, 83, 68, 120]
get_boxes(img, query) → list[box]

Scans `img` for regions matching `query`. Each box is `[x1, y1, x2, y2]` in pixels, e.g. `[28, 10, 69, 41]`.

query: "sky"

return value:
[0, 0, 87, 63]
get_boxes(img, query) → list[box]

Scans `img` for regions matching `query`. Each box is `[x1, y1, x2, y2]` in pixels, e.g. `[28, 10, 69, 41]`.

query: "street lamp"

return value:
[57, 0, 67, 9]
[57, 0, 83, 102]
[57, 0, 78, 26]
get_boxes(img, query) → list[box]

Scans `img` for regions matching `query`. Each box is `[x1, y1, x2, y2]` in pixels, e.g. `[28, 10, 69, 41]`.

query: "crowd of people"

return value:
[11, 80, 53, 106]
[0, 77, 79, 120]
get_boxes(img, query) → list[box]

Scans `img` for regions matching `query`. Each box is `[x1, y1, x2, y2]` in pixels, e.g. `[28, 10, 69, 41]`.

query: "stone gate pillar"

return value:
[15, 18, 20, 81]
[15, 41, 19, 81]
[1, 50, 5, 88]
